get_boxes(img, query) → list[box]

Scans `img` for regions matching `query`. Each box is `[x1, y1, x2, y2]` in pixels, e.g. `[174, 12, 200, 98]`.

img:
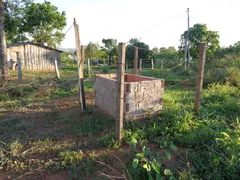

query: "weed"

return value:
[71, 115, 113, 138]
[31, 138, 64, 155]
[0, 118, 33, 143]
[10, 139, 23, 156]
[59, 150, 83, 167]
[1, 65, 240, 179]
[100, 64, 109, 74]
[102, 133, 120, 149]
[130, 139, 177, 180]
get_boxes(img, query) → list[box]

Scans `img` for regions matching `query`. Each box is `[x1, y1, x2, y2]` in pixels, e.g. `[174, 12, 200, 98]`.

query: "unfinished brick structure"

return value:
[95, 74, 164, 120]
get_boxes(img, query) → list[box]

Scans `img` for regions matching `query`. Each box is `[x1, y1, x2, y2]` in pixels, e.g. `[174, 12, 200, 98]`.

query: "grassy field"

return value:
[0, 65, 240, 180]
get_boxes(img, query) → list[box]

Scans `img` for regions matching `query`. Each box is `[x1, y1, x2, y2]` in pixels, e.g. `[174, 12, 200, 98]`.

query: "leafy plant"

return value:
[102, 134, 120, 149]
[100, 64, 109, 74]
[131, 139, 177, 180]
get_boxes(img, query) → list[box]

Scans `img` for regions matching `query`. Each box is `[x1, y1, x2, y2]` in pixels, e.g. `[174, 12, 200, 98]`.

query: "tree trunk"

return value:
[0, 0, 8, 84]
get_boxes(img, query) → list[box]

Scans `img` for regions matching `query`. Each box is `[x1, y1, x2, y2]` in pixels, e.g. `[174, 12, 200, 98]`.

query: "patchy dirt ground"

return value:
[0, 71, 189, 180]
[0, 91, 185, 179]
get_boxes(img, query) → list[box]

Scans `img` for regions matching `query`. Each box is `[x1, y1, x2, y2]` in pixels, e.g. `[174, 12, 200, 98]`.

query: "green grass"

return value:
[121, 69, 240, 179]
[1, 65, 240, 179]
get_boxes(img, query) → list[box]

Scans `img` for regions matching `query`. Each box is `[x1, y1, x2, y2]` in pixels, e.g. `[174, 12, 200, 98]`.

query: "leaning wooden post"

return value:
[116, 42, 126, 142]
[194, 43, 207, 112]
[54, 58, 60, 80]
[134, 47, 138, 74]
[16, 52, 22, 83]
[74, 18, 83, 111]
[81, 45, 86, 109]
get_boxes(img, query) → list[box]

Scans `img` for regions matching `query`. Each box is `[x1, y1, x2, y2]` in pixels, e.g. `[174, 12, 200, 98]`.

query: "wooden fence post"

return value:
[161, 59, 163, 69]
[194, 43, 207, 112]
[81, 45, 86, 109]
[81, 45, 85, 78]
[126, 59, 128, 71]
[74, 18, 83, 111]
[17, 52, 22, 83]
[54, 58, 60, 80]
[134, 47, 138, 74]
[139, 59, 142, 72]
[87, 58, 90, 77]
[116, 42, 126, 142]
[151, 59, 154, 69]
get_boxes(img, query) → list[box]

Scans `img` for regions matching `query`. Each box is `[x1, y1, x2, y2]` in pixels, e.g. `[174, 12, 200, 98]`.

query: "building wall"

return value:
[7, 44, 61, 70]
[95, 74, 118, 118]
[95, 74, 164, 120]
[124, 74, 164, 120]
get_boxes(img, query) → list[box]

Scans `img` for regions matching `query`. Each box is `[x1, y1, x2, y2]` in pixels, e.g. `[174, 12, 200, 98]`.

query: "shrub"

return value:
[100, 64, 109, 74]
[205, 56, 240, 86]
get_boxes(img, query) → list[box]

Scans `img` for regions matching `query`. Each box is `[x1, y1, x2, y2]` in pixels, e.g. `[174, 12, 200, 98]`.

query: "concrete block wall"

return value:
[95, 74, 117, 118]
[95, 74, 164, 120]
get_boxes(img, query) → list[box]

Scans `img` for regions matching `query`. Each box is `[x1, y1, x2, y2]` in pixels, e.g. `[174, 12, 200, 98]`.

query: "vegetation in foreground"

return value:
[0, 62, 239, 180]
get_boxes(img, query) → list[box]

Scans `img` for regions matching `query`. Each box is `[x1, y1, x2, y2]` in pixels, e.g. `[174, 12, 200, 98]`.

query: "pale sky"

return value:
[37, 0, 240, 49]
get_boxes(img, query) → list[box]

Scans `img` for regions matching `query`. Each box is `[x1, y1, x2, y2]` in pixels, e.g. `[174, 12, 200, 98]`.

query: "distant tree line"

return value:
[3, 0, 240, 66]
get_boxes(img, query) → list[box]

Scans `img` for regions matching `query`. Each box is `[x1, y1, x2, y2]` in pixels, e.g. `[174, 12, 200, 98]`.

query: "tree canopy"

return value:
[126, 38, 153, 66]
[101, 38, 117, 65]
[179, 23, 220, 60]
[213, 41, 240, 58]
[4, 0, 66, 47]
[152, 46, 159, 54]
[155, 46, 178, 60]
[4, 0, 32, 43]
[23, 1, 66, 47]
[85, 42, 100, 60]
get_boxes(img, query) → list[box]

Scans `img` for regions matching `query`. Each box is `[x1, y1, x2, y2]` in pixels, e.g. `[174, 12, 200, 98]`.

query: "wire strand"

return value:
[63, 23, 74, 37]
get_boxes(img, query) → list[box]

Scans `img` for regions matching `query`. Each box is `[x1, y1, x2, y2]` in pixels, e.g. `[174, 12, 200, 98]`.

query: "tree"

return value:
[96, 50, 108, 62]
[159, 47, 167, 53]
[85, 42, 99, 60]
[156, 46, 178, 60]
[167, 46, 177, 54]
[0, 0, 8, 84]
[126, 38, 153, 66]
[4, 0, 32, 43]
[152, 46, 159, 54]
[102, 38, 117, 65]
[23, 1, 66, 47]
[214, 41, 240, 58]
[234, 41, 240, 47]
[179, 23, 220, 60]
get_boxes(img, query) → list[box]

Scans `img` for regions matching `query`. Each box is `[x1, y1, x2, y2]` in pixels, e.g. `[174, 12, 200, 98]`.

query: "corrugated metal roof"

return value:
[7, 41, 63, 53]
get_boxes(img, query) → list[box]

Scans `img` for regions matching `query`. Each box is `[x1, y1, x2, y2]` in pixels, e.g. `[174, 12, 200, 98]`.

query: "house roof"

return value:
[7, 42, 63, 53]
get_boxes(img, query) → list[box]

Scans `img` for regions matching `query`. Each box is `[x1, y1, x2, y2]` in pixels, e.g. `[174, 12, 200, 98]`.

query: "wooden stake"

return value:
[161, 59, 163, 69]
[74, 18, 83, 111]
[87, 58, 91, 77]
[139, 59, 142, 72]
[17, 52, 22, 83]
[116, 43, 126, 142]
[151, 59, 154, 69]
[80, 45, 85, 78]
[134, 47, 138, 74]
[54, 58, 60, 80]
[194, 43, 207, 112]
[81, 45, 86, 109]
[126, 59, 128, 72]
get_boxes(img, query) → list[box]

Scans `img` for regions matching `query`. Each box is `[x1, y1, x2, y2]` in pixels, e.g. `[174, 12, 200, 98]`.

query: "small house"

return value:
[7, 42, 62, 70]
